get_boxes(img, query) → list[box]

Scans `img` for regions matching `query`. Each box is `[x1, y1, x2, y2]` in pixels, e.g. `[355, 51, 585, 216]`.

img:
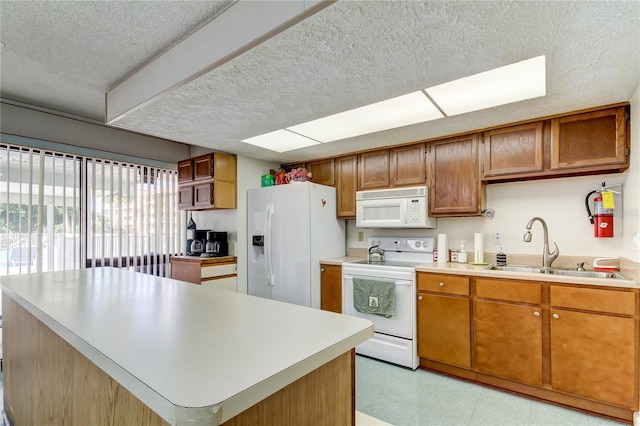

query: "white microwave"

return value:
[355, 186, 436, 229]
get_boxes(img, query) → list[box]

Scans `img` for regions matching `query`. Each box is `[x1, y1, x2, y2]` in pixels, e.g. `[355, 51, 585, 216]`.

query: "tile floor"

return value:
[355, 355, 628, 426]
[0, 356, 629, 426]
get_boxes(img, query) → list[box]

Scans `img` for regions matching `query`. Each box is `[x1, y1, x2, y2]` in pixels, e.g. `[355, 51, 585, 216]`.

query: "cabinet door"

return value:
[428, 134, 484, 216]
[193, 154, 214, 180]
[193, 182, 214, 208]
[213, 152, 237, 183]
[178, 185, 194, 209]
[178, 159, 193, 183]
[390, 143, 426, 186]
[417, 293, 470, 367]
[358, 149, 389, 189]
[550, 309, 636, 408]
[475, 300, 543, 386]
[320, 264, 342, 313]
[335, 155, 358, 219]
[307, 159, 335, 186]
[482, 122, 543, 179]
[551, 106, 627, 170]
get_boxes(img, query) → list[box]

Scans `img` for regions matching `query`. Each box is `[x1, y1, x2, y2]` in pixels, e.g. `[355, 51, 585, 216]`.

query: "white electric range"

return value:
[342, 236, 434, 369]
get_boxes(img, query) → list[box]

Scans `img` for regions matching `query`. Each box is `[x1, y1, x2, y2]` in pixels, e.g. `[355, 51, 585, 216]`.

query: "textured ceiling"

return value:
[0, 0, 234, 121]
[2, 1, 639, 164]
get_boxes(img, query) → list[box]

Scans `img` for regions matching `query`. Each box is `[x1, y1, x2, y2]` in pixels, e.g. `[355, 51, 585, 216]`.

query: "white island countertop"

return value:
[1, 267, 373, 425]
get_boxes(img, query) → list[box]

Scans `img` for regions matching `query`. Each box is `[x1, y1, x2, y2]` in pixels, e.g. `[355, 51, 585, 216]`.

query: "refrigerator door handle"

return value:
[265, 204, 274, 286]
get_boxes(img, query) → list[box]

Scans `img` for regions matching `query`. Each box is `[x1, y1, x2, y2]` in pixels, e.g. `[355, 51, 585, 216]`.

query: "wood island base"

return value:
[3, 296, 356, 425]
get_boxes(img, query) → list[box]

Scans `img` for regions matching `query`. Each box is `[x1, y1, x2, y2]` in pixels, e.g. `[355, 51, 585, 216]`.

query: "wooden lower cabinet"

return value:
[170, 256, 237, 292]
[417, 273, 471, 368]
[549, 285, 637, 408]
[475, 300, 543, 386]
[320, 263, 342, 313]
[417, 274, 639, 423]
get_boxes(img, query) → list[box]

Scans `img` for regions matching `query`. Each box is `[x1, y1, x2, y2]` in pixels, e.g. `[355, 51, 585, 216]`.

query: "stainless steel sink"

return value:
[545, 269, 623, 279]
[486, 265, 545, 274]
[485, 264, 625, 279]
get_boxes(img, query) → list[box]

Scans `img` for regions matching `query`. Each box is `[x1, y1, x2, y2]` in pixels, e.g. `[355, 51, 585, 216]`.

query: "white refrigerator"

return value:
[247, 182, 345, 308]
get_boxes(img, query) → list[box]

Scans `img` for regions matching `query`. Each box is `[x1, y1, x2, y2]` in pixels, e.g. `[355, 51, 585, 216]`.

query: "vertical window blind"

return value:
[0, 143, 185, 277]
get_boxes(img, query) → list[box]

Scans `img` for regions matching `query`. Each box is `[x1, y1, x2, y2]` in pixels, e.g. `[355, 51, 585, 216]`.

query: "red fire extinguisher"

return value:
[586, 191, 614, 238]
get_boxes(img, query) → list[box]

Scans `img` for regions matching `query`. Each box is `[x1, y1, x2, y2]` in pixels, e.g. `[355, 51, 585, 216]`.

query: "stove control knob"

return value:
[415, 241, 422, 248]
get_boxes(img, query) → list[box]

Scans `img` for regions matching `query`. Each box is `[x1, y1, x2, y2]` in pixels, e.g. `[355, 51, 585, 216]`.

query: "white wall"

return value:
[192, 155, 279, 294]
[622, 84, 640, 262]
[347, 173, 627, 257]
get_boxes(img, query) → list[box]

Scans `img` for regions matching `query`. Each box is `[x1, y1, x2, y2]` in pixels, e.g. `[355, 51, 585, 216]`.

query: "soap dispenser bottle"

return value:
[458, 241, 468, 263]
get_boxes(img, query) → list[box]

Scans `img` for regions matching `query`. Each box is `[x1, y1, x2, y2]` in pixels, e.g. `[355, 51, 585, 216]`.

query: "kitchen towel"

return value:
[474, 232, 484, 263]
[437, 234, 447, 264]
[353, 278, 396, 318]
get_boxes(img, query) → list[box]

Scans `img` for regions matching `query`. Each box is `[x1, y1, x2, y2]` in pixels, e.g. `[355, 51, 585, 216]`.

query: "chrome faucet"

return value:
[523, 217, 559, 269]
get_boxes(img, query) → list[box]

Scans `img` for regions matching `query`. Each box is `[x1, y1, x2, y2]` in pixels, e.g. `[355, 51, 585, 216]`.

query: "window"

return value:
[0, 143, 185, 277]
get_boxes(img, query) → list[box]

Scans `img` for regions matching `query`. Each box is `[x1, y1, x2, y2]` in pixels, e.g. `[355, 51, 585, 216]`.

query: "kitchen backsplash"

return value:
[346, 173, 628, 259]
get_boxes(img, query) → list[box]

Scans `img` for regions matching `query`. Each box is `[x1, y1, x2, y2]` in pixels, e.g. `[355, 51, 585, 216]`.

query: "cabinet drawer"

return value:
[476, 279, 541, 304]
[418, 274, 469, 296]
[550, 286, 636, 316]
[201, 263, 237, 279]
[202, 276, 238, 292]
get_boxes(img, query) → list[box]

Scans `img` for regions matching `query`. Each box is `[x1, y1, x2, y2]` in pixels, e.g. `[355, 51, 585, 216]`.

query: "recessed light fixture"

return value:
[243, 55, 546, 153]
[426, 55, 546, 116]
[287, 91, 444, 143]
[242, 129, 319, 153]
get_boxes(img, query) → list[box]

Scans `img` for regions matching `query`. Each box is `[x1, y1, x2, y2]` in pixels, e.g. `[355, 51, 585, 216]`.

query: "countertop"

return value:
[170, 255, 236, 264]
[415, 262, 639, 289]
[1, 267, 373, 425]
[320, 257, 639, 289]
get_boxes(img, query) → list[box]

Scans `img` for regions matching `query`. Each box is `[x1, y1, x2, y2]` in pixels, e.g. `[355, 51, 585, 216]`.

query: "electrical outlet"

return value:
[358, 231, 364, 242]
[493, 232, 503, 245]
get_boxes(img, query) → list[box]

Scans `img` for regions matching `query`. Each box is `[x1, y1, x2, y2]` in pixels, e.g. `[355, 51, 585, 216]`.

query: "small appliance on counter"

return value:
[201, 231, 228, 258]
[188, 229, 210, 256]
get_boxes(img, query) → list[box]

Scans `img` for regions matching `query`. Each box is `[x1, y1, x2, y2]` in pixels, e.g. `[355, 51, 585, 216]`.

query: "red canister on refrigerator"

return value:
[593, 196, 614, 238]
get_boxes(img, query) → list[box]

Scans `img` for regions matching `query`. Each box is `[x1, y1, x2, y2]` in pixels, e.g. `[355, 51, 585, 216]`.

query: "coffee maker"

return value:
[205, 231, 228, 257]
[189, 229, 209, 256]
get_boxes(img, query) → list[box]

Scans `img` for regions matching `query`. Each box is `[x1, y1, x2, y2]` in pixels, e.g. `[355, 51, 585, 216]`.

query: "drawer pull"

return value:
[418, 296, 423, 301]
[439, 282, 444, 287]
[552, 313, 560, 319]
[321, 268, 325, 272]
[533, 311, 540, 317]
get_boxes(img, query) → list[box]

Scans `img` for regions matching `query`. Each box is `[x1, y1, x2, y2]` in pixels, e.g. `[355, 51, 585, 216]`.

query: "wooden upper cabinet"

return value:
[178, 159, 194, 183]
[193, 154, 214, 180]
[307, 158, 335, 186]
[358, 149, 389, 189]
[551, 106, 628, 171]
[335, 155, 358, 219]
[482, 122, 543, 179]
[428, 134, 485, 216]
[390, 143, 426, 186]
[177, 152, 237, 210]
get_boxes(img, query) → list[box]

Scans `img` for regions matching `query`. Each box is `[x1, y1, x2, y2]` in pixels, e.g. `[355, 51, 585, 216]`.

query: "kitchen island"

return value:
[1, 267, 373, 425]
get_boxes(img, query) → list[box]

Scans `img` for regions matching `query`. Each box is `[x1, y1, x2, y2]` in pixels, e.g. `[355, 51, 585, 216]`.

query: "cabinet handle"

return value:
[552, 313, 559, 319]
[439, 282, 444, 287]
[321, 268, 325, 272]
[533, 311, 540, 317]
[418, 296, 423, 301]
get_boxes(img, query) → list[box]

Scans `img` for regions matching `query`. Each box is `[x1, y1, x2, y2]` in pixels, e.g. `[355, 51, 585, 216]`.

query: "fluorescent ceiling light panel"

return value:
[426, 55, 546, 116]
[242, 129, 319, 153]
[287, 91, 444, 143]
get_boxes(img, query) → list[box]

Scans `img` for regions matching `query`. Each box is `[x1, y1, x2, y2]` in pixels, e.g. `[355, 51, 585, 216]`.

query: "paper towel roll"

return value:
[437, 234, 448, 264]
[474, 232, 484, 263]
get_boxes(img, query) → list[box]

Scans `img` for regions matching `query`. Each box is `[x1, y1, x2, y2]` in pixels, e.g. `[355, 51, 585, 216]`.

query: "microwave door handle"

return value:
[401, 199, 408, 224]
